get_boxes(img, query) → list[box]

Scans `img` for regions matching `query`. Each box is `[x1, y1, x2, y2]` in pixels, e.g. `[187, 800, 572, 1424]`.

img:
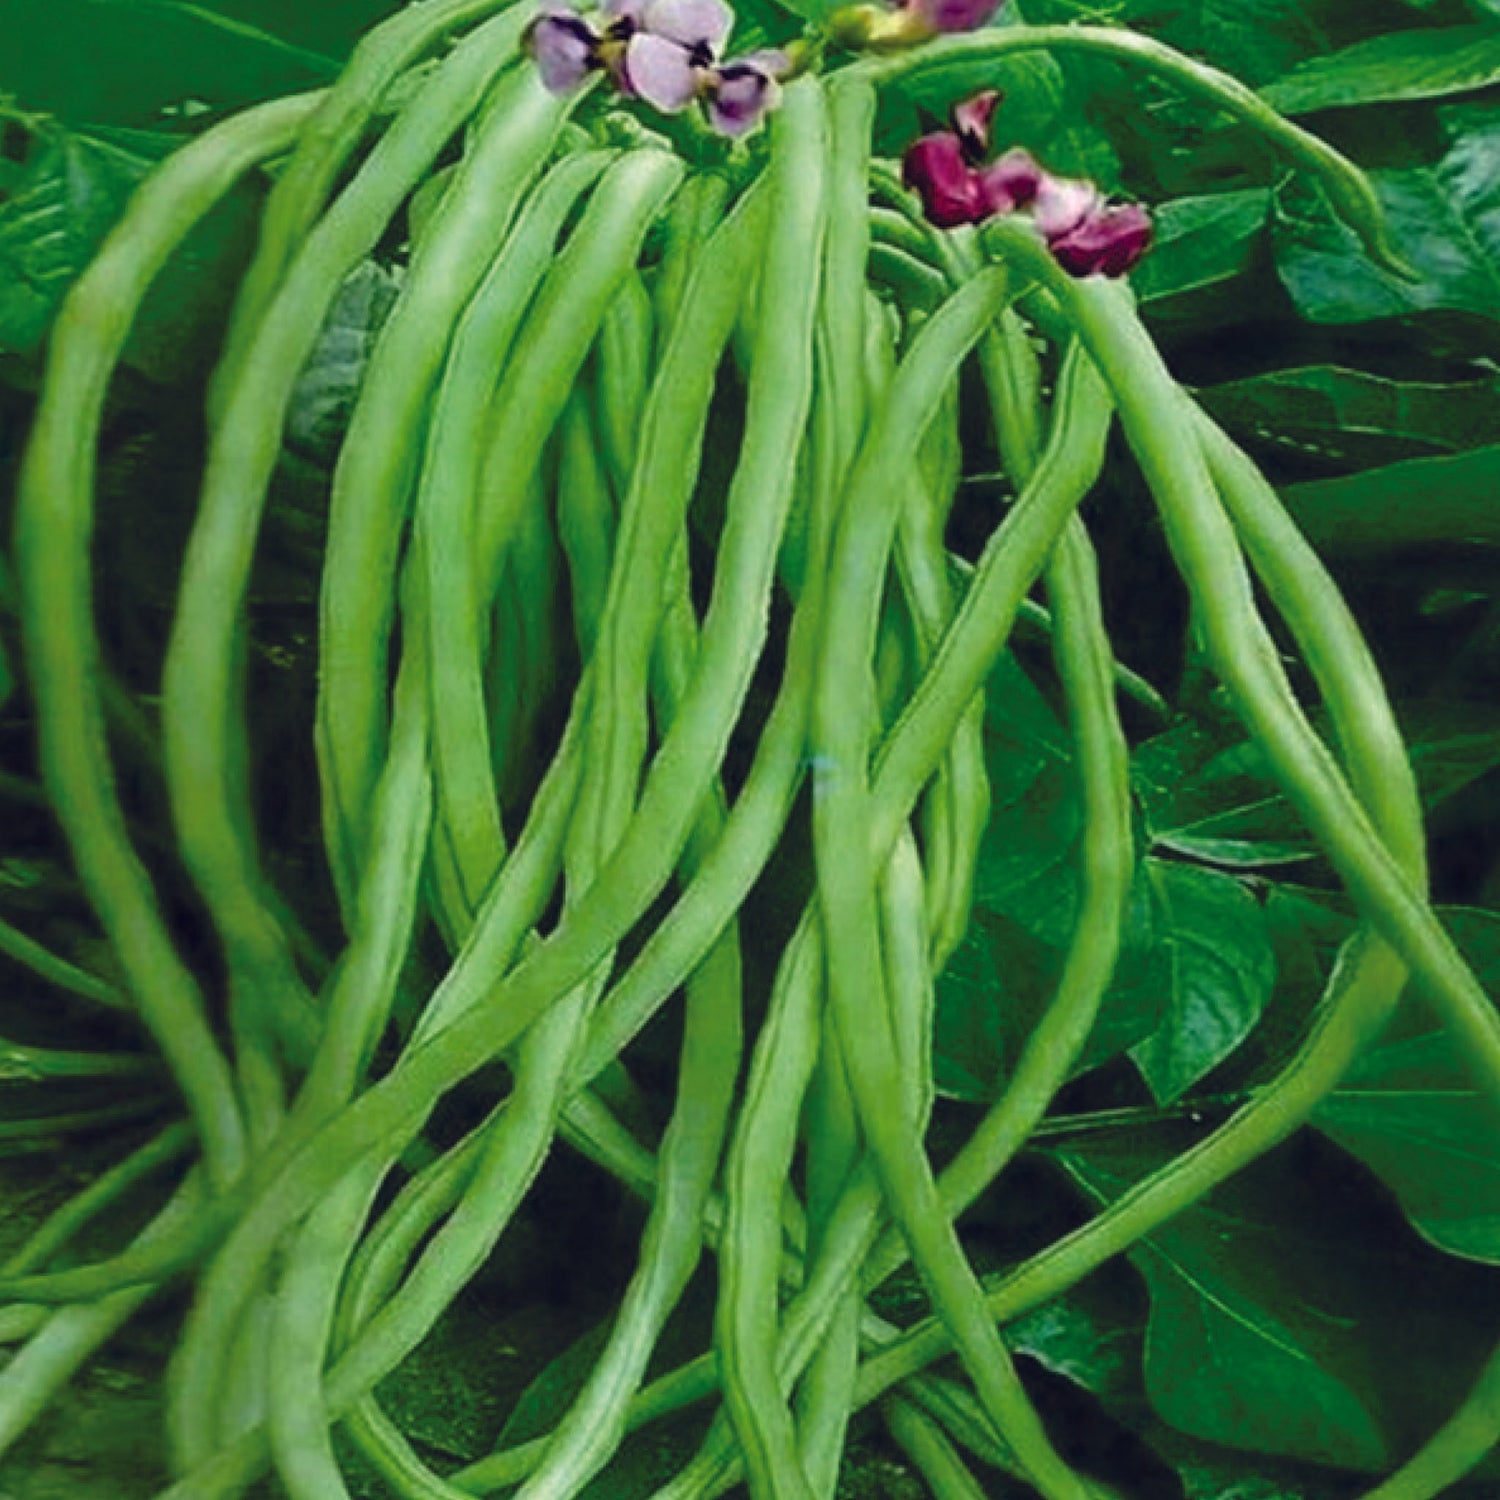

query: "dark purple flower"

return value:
[705, 49, 788, 137]
[1048, 201, 1154, 277]
[903, 132, 988, 229]
[901, 91, 1152, 278]
[526, 5, 602, 93]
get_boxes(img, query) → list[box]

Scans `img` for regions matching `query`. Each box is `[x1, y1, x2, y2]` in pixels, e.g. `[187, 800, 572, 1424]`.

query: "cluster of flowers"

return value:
[903, 91, 1152, 277]
[527, 0, 790, 136]
[526, 1, 1151, 277]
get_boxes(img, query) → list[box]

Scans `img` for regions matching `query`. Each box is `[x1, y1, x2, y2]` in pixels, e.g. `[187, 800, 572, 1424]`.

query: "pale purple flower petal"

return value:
[622, 31, 701, 109]
[977, 145, 1044, 216]
[1048, 202, 1153, 277]
[641, 0, 733, 53]
[1031, 173, 1101, 239]
[950, 89, 1001, 162]
[705, 51, 786, 136]
[903, 132, 987, 229]
[527, 8, 600, 94]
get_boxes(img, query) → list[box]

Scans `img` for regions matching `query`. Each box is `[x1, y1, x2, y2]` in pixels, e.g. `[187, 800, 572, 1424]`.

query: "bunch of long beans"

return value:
[7, 1, 1500, 1496]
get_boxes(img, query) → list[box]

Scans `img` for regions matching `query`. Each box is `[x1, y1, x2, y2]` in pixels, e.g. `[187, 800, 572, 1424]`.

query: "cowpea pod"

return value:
[315, 60, 573, 914]
[15, 90, 324, 1192]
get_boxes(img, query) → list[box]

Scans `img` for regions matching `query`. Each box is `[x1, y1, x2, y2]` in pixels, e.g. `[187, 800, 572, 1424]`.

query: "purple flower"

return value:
[705, 49, 788, 137]
[900, 92, 1152, 278]
[903, 133, 987, 229]
[1048, 202, 1154, 277]
[525, 0, 784, 134]
[618, 0, 733, 109]
[526, 4, 603, 93]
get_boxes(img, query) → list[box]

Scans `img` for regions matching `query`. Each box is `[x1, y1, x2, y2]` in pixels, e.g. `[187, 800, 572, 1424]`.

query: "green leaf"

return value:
[1134, 706, 1500, 868]
[1127, 861, 1277, 1104]
[1260, 23, 1500, 113]
[1195, 365, 1500, 468]
[1132, 190, 1271, 306]
[1312, 908, 1500, 1264]
[1280, 443, 1500, 555]
[1133, 720, 1316, 869]
[1019, 0, 1410, 87]
[0, 0, 337, 127]
[0, 124, 156, 359]
[1051, 1131, 1500, 1472]
[1272, 107, 1500, 326]
[0, 116, 263, 379]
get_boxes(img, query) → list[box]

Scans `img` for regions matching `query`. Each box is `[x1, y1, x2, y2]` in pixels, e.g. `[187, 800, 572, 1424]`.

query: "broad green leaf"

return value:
[1196, 365, 1500, 467]
[1261, 23, 1500, 113]
[1135, 707, 1500, 869]
[1273, 108, 1500, 325]
[1018, 0, 1405, 87]
[938, 666, 1281, 1102]
[1314, 1028, 1500, 1263]
[0, 125, 157, 359]
[936, 653, 1159, 1099]
[1060, 1136, 1391, 1469]
[1280, 443, 1500, 555]
[1052, 1132, 1500, 1471]
[1312, 908, 1500, 1264]
[180, 0, 404, 60]
[0, 0, 336, 127]
[1132, 190, 1271, 306]
[1133, 720, 1315, 869]
[1127, 861, 1277, 1104]
[970, 652, 1080, 941]
[0, 117, 263, 379]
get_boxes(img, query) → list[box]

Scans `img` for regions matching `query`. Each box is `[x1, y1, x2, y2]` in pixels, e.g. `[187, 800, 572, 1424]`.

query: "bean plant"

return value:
[3, 0, 1499, 1497]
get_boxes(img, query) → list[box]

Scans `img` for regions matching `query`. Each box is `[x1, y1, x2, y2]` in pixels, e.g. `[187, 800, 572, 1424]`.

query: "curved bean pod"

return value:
[14, 90, 324, 1191]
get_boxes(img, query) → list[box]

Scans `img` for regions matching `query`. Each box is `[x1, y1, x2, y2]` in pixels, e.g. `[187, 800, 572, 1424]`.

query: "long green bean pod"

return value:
[0, 1178, 203, 1464]
[883, 1394, 995, 1500]
[716, 923, 823, 1500]
[810, 262, 1093, 1499]
[213, 0, 522, 397]
[14, 90, 323, 1192]
[314, 61, 570, 912]
[161, 80, 825, 1500]
[0, 916, 130, 1011]
[415, 147, 612, 923]
[860, 307, 1132, 1287]
[509, 291, 745, 1500]
[997, 243, 1500, 1096]
[161, 18, 526, 1108]
[660, 344, 1114, 1492]
[422, 149, 686, 912]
